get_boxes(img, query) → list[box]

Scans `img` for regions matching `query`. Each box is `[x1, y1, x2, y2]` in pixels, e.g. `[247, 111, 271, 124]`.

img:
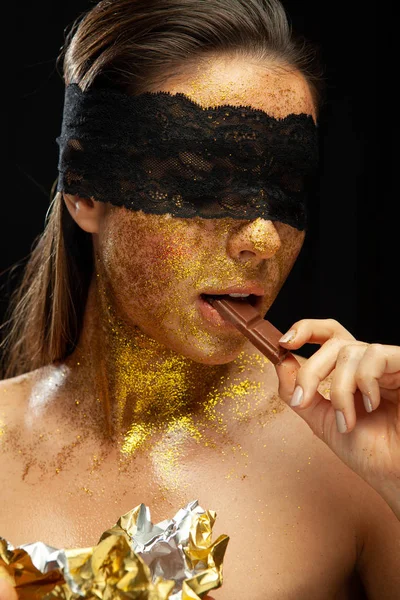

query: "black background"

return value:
[3, 1, 398, 363]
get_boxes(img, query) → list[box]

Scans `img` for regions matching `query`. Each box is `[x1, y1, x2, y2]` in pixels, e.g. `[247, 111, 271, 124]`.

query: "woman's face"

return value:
[94, 56, 316, 364]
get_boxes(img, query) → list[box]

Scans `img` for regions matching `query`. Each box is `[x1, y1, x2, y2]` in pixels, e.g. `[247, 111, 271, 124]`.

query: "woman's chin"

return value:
[130, 315, 247, 364]
[167, 336, 247, 365]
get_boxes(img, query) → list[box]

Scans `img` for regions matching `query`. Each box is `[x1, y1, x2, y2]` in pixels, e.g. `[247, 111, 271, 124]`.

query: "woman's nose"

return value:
[226, 218, 281, 263]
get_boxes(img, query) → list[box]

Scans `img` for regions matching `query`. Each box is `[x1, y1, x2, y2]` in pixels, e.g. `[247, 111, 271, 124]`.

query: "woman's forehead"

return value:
[155, 55, 316, 121]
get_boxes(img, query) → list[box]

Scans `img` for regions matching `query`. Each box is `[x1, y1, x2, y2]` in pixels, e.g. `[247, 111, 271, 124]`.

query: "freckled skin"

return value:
[152, 54, 316, 119]
[97, 211, 304, 364]
[92, 57, 313, 369]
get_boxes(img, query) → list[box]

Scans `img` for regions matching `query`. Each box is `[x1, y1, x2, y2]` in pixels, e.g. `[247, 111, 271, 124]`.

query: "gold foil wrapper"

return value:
[0, 538, 65, 599]
[0, 500, 229, 599]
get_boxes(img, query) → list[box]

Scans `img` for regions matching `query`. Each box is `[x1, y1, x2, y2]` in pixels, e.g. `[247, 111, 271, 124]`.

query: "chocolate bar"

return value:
[209, 297, 289, 365]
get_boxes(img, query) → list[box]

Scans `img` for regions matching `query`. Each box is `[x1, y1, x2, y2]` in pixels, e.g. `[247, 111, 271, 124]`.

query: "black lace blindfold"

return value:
[57, 84, 318, 230]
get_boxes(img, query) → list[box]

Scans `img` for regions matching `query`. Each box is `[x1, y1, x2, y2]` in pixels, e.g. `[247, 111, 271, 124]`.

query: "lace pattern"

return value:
[57, 84, 318, 230]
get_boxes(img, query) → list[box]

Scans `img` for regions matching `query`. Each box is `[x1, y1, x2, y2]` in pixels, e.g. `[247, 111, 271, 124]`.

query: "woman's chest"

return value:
[1, 436, 361, 599]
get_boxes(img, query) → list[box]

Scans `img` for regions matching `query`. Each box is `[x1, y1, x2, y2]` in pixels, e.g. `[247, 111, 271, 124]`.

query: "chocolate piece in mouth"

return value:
[202, 293, 258, 307]
[208, 296, 289, 365]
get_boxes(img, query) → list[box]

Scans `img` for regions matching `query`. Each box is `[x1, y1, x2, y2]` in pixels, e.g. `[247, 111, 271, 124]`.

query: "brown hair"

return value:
[1, 0, 323, 379]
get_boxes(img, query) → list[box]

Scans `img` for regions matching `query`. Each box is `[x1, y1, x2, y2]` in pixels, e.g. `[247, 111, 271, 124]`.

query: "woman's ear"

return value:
[63, 194, 107, 233]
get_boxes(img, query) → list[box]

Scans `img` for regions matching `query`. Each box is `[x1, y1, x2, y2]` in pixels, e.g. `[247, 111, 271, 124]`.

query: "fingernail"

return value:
[335, 410, 347, 433]
[279, 329, 296, 344]
[290, 385, 303, 407]
[363, 394, 373, 413]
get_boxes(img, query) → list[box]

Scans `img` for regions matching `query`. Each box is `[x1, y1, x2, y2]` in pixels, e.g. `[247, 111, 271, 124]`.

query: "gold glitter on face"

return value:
[93, 55, 311, 366]
[96, 210, 303, 366]
[152, 54, 316, 120]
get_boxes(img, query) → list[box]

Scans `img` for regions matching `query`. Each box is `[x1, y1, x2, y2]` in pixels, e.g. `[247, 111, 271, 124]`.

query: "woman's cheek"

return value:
[101, 229, 194, 312]
[153, 238, 194, 281]
[274, 226, 305, 279]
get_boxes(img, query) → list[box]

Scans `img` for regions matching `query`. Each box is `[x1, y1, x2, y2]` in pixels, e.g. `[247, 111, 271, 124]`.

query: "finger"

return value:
[380, 387, 400, 404]
[378, 372, 400, 390]
[279, 318, 355, 350]
[330, 344, 369, 432]
[355, 344, 400, 411]
[278, 369, 336, 442]
[275, 353, 301, 404]
[291, 339, 366, 408]
[277, 354, 348, 445]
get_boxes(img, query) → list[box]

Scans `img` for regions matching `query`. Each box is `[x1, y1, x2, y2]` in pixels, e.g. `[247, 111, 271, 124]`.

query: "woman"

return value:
[1, 0, 399, 598]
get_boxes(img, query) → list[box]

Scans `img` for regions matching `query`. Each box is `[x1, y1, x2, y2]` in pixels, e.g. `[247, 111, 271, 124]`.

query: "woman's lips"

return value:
[197, 295, 238, 329]
[197, 294, 264, 328]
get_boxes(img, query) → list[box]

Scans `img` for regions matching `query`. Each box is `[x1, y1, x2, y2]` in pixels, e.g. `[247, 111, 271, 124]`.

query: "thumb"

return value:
[276, 353, 333, 441]
[275, 353, 301, 403]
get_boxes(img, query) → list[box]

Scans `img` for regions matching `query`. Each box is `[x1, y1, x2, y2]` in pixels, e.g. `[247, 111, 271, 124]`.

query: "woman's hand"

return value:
[275, 318, 400, 518]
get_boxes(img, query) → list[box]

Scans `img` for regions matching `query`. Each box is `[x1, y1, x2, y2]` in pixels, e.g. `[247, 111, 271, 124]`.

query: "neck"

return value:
[64, 278, 233, 453]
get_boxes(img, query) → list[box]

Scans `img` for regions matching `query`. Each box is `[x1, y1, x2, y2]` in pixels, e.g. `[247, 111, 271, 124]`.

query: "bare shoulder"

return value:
[286, 357, 400, 596]
[0, 371, 33, 415]
[347, 473, 400, 598]
[0, 365, 61, 425]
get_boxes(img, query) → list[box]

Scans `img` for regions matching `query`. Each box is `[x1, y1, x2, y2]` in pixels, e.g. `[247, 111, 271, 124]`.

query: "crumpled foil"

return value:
[0, 499, 229, 599]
